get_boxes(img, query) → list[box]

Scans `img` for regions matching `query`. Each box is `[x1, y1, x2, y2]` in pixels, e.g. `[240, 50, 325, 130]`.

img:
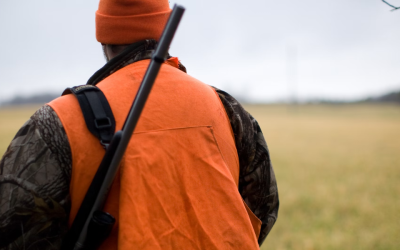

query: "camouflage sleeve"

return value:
[0, 105, 72, 250]
[214, 87, 279, 246]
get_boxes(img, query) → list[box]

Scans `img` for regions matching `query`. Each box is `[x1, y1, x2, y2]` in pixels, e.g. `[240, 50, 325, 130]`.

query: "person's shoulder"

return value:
[48, 91, 79, 109]
[212, 86, 253, 127]
[30, 105, 71, 168]
[31, 105, 62, 125]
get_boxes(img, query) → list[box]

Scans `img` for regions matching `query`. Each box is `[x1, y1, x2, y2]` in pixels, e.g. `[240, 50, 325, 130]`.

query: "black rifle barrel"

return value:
[92, 4, 185, 212]
[66, 5, 185, 250]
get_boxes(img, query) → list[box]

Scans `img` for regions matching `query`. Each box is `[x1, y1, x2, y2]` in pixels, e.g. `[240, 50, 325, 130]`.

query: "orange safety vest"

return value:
[49, 58, 261, 250]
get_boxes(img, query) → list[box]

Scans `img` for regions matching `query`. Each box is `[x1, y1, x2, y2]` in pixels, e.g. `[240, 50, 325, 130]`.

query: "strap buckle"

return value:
[94, 117, 112, 130]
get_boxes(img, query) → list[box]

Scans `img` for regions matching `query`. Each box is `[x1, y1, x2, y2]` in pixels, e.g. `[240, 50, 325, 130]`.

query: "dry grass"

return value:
[0, 105, 42, 155]
[247, 104, 400, 250]
[1, 104, 399, 249]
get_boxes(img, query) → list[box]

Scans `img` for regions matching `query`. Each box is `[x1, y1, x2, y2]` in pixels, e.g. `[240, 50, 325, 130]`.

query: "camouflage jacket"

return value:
[0, 40, 279, 249]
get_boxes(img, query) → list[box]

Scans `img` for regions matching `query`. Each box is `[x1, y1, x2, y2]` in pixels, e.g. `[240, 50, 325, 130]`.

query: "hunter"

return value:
[0, 0, 279, 249]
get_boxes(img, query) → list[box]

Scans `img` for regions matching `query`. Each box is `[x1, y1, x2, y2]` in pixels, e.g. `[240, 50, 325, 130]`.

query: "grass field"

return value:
[1, 104, 399, 249]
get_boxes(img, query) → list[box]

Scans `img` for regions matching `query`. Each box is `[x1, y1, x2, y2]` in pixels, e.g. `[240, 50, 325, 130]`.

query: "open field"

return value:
[244, 104, 400, 250]
[0, 105, 42, 154]
[1, 104, 400, 249]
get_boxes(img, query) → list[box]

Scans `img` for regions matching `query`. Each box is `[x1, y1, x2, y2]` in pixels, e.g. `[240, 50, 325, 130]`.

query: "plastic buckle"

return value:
[100, 140, 109, 150]
[94, 117, 112, 129]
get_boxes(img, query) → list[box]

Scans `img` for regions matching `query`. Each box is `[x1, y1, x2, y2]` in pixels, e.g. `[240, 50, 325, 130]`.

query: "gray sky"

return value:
[0, 0, 399, 102]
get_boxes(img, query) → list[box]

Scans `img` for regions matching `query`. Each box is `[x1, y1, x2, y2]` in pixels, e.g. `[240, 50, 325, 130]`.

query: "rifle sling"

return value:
[62, 85, 116, 148]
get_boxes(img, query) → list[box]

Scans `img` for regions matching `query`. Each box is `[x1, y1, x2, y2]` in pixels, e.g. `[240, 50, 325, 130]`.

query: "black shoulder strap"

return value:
[62, 85, 115, 149]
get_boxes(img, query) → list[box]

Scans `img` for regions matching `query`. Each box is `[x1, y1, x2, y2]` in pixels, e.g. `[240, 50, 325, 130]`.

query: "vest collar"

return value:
[87, 39, 186, 86]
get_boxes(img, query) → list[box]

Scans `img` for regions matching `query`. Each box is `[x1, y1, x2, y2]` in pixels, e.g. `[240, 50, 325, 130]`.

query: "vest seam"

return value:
[207, 126, 233, 184]
[130, 125, 213, 134]
[210, 86, 236, 142]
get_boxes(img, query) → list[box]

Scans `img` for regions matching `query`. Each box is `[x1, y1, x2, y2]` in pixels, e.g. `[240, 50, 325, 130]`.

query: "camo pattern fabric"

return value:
[0, 105, 71, 250]
[213, 88, 279, 245]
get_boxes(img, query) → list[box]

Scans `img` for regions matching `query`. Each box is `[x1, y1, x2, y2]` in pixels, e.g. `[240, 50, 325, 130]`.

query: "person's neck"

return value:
[102, 44, 130, 61]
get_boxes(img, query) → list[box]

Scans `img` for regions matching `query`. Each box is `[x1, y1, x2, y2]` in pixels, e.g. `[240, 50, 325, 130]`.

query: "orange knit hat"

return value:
[96, 0, 172, 45]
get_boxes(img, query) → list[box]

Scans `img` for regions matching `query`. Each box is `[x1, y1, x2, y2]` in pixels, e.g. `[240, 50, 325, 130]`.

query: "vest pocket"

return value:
[242, 199, 262, 240]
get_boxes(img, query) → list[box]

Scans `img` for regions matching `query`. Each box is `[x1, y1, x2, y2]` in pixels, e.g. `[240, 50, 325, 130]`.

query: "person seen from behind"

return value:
[0, 0, 279, 249]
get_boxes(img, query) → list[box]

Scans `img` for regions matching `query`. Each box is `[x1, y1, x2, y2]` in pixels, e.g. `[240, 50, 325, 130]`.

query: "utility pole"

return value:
[286, 45, 298, 106]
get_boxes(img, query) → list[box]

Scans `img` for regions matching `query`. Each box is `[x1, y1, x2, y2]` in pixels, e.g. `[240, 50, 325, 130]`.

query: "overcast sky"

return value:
[0, 0, 399, 102]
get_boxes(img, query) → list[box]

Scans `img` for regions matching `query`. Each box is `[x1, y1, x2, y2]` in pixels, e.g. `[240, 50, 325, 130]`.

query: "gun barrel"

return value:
[63, 5, 185, 250]
[93, 4, 185, 219]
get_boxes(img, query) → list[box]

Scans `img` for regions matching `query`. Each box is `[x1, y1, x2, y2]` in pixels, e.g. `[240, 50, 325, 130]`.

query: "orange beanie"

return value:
[96, 0, 171, 45]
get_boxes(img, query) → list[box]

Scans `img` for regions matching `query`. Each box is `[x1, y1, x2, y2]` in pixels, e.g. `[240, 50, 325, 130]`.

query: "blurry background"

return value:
[0, 0, 400, 103]
[0, 0, 399, 249]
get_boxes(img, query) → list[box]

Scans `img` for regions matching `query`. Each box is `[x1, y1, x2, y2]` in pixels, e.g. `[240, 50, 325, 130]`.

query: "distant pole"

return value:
[286, 45, 298, 105]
